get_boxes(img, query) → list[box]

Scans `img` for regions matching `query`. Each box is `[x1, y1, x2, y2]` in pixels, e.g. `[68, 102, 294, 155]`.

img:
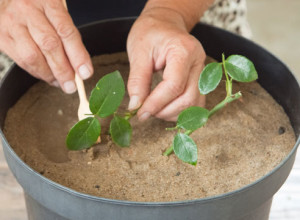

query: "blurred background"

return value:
[0, 0, 299, 219]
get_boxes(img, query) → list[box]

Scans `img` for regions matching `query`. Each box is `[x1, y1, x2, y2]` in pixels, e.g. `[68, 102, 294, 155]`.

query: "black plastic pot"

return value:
[0, 18, 299, 220]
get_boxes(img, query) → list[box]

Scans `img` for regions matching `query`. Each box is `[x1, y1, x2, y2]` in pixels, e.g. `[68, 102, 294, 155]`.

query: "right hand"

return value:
[0, 0, 93, 94]
[127, 8, 206, 122]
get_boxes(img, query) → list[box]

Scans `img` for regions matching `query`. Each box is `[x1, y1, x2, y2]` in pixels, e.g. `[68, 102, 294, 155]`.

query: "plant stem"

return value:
[222, 54, 229, 81]
[222, 53, 232, 96]
[166, 127, 178, 131]
[163, 145, 174, 156]
[208, 92, 242, 118]
[124, 109, 138, 120]
[185, 130, 193, 135]
[163, 92, 242, 156]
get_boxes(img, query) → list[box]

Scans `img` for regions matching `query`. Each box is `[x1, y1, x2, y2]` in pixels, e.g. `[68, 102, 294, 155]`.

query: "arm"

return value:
[143, 0, 214, 31]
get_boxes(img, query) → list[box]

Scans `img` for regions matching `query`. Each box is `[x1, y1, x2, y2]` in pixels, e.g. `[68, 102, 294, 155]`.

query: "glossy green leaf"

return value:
[66, 117, 101, 150]
[225, 55, 258, 82]
[173, 133, 197, 165]
[110, 115, 132, 147]
[177, 106, 209, 131]
[89, 71, 125, 117]
[198, 62, 223, 94]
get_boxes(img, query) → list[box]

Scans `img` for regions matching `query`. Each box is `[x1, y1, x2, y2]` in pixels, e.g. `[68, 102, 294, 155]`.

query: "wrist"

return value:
[141, 6, 188, 32]
[143, 0, 213, 31]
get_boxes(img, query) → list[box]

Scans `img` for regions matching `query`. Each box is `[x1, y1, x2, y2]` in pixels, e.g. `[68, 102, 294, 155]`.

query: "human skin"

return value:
[0, 0, 213, 121]
[0, 0, 93, 94]
[127, 0, 214, 121]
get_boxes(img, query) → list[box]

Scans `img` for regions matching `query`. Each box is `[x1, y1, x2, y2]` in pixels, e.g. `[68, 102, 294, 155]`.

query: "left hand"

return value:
[127, 8, 206, 121]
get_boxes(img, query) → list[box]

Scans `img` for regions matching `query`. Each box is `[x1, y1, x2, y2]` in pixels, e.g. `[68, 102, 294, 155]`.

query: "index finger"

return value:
[137, 53, 191, 121]
[43, 0, 93, 80]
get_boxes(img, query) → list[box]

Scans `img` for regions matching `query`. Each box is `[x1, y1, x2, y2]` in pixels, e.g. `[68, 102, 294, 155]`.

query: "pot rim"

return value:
[0, 18, 299, 207]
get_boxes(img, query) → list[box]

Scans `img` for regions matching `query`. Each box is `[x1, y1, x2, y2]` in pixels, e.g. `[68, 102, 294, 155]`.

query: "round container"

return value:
[0, 18, 299, 220]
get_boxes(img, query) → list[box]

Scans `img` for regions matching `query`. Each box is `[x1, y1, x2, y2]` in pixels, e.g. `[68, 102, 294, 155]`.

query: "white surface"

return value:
[270, 148, 300, 220]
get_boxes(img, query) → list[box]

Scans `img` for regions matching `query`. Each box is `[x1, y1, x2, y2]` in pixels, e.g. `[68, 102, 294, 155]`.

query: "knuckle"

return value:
[166, 80, 185, 96]
[42, 75, 55, 83]
[184, 36, 198, 50]
[127, 74, 151, 96]
[40, 35, 60, 52]
[17, 59, 27, 69]
[182, 98, 196, 109]
[19, 0, 31, 8]
[53, 70, 65, 78]
[56, 23, 76, 39]
[170, 35, 203, 59]
[22, 50, 38, 65]
[45, 0, 62, 10]
[53, 67, 73, 81]
[127, 75, 143, 89]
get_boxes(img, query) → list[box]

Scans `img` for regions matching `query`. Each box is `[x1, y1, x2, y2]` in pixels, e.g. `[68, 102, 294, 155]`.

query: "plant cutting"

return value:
[66, 53, 258, 166]
[66, 70, 136, 150]
[163, 53, 258, 165]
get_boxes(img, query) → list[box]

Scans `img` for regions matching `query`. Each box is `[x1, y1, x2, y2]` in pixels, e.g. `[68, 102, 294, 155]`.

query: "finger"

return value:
[137, 53, 191, 121]
[155, 63, 206, 121]
[43, 1, 93, 80]
[127, 48, 154, 110]
[26, 9, 76, 94]
[156, 94, 206, 121]
[8, 25, 58, 85]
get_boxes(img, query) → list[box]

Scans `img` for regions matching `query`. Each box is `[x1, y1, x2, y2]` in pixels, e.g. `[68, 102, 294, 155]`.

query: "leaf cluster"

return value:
[66, 71, 133, 150]
[165, 54, 258, 165]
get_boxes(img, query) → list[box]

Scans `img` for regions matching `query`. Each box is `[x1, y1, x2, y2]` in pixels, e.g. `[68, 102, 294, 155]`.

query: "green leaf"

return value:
[66, 117, 101, 150]
[173, 133, 198, 165]
[110, 115, 132, 147]
[89, 71, 125, 117]
[225, 55, 258, 82]
[198, 62, 223, 94]
[177, 106, 209, 131]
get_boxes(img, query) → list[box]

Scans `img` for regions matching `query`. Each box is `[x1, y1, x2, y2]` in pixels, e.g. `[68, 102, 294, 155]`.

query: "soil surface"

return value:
[4, 52, 295, 202]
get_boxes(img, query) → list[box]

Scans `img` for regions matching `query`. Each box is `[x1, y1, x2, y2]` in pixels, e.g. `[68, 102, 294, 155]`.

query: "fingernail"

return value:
[64, 80, 77, 94]
[78, 64, 92, 80]
[139, 112, 151, 122]
[128, 95, 140, 110]
[51, 80, 60, 88]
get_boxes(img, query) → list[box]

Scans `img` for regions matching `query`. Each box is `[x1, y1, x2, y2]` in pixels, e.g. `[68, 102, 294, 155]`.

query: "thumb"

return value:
[127, 53, 153, 111]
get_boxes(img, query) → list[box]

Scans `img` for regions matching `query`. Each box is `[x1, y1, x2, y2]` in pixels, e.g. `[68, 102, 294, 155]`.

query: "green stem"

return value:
[84, 113, 94, 116]
[222, 53, 229, 81]
[163, 145, 174, 156]
[222, 53, 232, 96]
[166, 127, 178, 131]
[124, 109, 138, 120]
[208, 92, 242, 118]
[163, 92, 242, 156]
[185, 130, 193, 135]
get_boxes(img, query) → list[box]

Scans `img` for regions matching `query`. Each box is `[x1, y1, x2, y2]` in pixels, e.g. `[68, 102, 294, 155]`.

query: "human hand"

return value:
[0, 0, 93, 94]
[127, 8, 206, 121]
